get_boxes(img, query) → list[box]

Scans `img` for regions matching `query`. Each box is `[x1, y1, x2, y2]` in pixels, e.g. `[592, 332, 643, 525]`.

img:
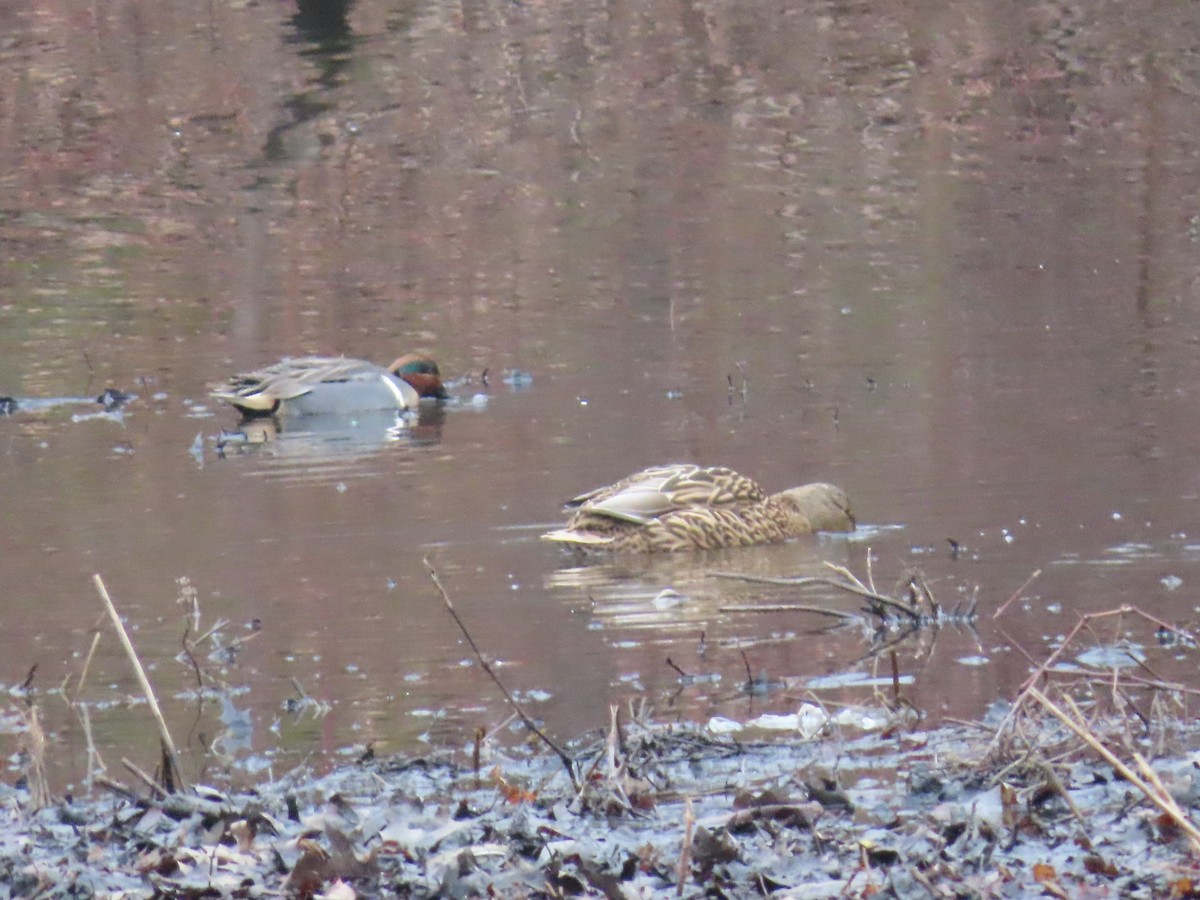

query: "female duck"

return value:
[211, 353, 447, 418]
[542, 464, 855, 553]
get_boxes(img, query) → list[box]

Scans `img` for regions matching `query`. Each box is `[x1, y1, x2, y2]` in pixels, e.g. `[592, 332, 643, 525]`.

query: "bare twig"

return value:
[991, 569, 1042, 620]
[1034, 758, 1093, 851]
[472, 726, 485, 785]
[993, 605, 1194, 750]
[94, 574, 186, 792]
[1083, 673, 1200, 698]
[290, 677, 311, 701]
[717, 603, 860, 620]
[711, 572, 840, 587]
[121, 757, 168, 799]
[666, 658, 689, 678]
[851, 623, 922, 665]
[95, 774, 140, 803]
[192, 618, 233, 647]
[605, 705, 619, 779]
[824, 562, 873, 594]
[739, 650, 754, 687]
[712, 569, 920, 621]
[889, 652, 901, 705]
[424, 559, 578, 791]
[180, 626, 204, 692]
[1006, 611, 1127, 720]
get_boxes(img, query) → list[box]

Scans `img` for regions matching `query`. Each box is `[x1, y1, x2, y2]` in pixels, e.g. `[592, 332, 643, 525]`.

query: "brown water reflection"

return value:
[4, 0, 1200, 787]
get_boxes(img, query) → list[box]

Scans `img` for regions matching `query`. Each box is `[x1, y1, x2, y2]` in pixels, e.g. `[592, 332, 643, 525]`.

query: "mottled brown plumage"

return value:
[543, 464, 855, 552]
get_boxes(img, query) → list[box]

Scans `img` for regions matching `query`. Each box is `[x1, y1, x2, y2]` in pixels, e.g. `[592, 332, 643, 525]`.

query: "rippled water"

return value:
[4, 0, 1200, 787]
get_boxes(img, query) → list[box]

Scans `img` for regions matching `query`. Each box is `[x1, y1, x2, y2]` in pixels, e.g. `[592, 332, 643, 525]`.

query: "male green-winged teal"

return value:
[542, 463, 855, 552]
[211, 353, 447, 418]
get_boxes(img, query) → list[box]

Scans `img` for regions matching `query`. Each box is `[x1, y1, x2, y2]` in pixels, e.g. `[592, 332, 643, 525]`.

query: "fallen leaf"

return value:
[1032, 863, 1057, 884]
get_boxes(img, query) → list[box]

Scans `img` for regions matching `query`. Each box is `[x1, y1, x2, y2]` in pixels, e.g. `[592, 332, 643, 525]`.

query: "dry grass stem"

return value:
[93, 573, 186, 792]
[1028, 687, 1200, 853]
[606, 705, 619, 779]
[991, 568, 1042, 620]
[77, 702, 104, 786]
[993, 604, 1197, 749]
[121, 757, 169, 799]
[1034, 759, 1093, 851]
[23, 705, 50, 811]
[74, 630, 102, 697]
[677, 796, 694, 896]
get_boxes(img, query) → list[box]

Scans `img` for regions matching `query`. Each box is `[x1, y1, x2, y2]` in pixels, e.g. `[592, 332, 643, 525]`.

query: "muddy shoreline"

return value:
[6, 684, 1199, 899]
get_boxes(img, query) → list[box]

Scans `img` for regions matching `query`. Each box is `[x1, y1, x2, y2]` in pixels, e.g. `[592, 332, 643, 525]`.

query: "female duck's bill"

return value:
[210, 354, 447, 418]
[542, 463, 855, 553]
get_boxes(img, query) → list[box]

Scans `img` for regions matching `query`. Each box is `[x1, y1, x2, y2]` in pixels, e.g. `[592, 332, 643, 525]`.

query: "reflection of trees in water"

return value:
[261, 0, 355, 161]
[291, 0, 353, 44]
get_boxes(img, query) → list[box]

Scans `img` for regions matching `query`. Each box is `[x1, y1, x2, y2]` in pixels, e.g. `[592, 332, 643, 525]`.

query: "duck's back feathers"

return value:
[221, 357, 383, 402]
[211, 355, 433, 417]
[565, 464, 765, 523]
[545, 464, 854, 553]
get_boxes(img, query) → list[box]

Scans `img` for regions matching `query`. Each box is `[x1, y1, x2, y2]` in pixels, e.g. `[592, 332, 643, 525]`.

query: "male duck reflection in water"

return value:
[543, 464, 854, 553]
[210, 354, 447, 419]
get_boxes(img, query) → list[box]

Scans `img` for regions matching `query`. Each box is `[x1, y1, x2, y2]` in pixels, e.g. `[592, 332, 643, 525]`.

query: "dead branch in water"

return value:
[424, 558, 579, 791]
[714, 561, 985, 670]
[714, 561, 979, 630]
[716, 603, 860, 620]
[713, 565, 928, 622]
[93, 574, 186, 792]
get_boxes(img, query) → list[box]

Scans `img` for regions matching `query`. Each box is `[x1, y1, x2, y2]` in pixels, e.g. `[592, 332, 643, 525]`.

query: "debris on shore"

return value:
[6, 675, 1200, 898]
[5, 573, 1199, 897]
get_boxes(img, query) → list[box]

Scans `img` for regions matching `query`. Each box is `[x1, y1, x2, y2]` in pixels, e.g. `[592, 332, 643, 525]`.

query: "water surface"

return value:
[3, 0, 1200, 787]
